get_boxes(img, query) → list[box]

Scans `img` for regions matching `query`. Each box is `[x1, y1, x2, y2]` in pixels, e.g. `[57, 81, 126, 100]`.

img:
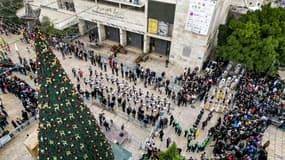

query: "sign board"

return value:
[148, 18, 158, 34]
[158, 21, 169, 36]
[185, 0, 217, 35]
[79, 4, 145, 34]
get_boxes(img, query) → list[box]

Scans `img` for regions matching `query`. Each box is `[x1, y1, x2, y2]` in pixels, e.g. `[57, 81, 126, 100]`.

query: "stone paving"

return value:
[78, 36, 185, 80]
[262, 126, 285, 160]
[0, 71, 38, 133]
[0, 33, 285, 160]
[0, 120, 37, 160]
[0, 92, 25, 133]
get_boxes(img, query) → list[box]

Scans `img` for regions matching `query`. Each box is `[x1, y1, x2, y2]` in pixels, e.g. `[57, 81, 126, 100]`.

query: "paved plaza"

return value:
[0, 33, 285, 160]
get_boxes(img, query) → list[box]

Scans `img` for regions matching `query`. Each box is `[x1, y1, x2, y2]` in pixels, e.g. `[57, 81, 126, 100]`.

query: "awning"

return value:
[39, 8, 79, 30]
[53, 15, 79, 30]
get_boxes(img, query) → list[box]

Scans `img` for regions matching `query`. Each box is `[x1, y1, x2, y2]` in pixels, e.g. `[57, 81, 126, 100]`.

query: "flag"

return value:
[195, 129, 200, 138]
[0, 37, 3, 47]
[0, 37, 7, 48]
[14, 43, 19, 51]
[6, 44, 10, 51]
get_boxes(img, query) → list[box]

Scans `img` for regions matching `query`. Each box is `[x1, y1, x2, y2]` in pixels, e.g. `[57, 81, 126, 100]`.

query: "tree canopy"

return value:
[0, 0, 23, 24]
[217, 4, 285, 76]
[157, 142, 186, 160]
[40, 16, 77, 37]
[40, 16, 61, 36]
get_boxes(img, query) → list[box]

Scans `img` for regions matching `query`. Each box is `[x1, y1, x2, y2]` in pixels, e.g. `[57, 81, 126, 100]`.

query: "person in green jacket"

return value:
[184, 129, 189, 137]
[186, 142, 192, 152]
[177, 126, 182, 136]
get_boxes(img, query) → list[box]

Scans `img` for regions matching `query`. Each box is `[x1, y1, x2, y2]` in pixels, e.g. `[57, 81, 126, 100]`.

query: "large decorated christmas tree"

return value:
[35, 33, 114, 160]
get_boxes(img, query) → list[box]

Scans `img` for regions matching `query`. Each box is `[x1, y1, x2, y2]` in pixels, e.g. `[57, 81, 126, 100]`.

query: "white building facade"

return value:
[22, 0, 266, 69]
[75, 0, 232, 69]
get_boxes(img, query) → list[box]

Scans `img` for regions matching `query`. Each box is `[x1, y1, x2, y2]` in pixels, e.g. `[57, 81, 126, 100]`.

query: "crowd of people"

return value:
[209, 71, 285, 159]
[0, 25, 37, 140]
[99, 113, 111, 132]
[0, 72, 37, 138]
[31, 33, 186, 131]
[72, 62, 173, 128]
[168, 109, 213, 155]
[203, 62, 244, 113]
[0, 98, 8, 134]
[176, 60, 225, 107]
[0, 19, 21, 36]
[0, 58, 13, 137]
[2, 19, 285, 160]
[39, 31, 285, 160]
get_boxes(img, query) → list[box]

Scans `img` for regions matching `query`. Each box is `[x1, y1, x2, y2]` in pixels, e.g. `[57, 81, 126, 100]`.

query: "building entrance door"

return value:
[150, 38, 170, 56]
[127, 31, 143, 50]
[85, 21, 98, 42]
[105, 26, 120, 43]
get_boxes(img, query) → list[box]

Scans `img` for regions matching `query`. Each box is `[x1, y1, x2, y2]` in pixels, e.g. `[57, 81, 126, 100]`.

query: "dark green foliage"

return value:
[40, 16, 77, 37]
[217, 16, 235, 46]
[158, 142, 186, 160]
[217, 4, 285, 76]
[35, 35, 114, 160]
[0, 0, 23, 24]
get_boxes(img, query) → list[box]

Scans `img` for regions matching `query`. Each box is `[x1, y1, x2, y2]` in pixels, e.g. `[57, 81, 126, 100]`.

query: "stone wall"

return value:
[169, 0, 231, 69]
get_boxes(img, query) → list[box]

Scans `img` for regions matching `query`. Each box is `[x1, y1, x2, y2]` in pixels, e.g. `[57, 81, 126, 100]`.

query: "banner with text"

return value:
[185, 0, 217, 35]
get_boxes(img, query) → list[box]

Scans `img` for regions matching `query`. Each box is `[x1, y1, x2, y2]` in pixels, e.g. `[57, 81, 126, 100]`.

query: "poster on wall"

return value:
[148, 18, 158, 34]
[158, 21, 169, 36]
[185, 0, 218, 35]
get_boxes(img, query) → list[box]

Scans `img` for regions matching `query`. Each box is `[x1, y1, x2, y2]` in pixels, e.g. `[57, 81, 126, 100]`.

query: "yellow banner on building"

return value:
[148, 18, 158, 34]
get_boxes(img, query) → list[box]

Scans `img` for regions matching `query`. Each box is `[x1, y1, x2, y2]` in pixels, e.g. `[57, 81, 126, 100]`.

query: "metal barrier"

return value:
[0, 115, 38, 148]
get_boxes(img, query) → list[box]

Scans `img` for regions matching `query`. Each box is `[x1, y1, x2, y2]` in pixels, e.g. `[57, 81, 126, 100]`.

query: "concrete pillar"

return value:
[78, 19, 87, 36]
[119, 29, 127, 46]
[143, 35, 150, 53]
[143, 0, 149, 54]
[97, 23, 106, 43]
[57, 0, 63, 9]
[144, 0, 149, 32]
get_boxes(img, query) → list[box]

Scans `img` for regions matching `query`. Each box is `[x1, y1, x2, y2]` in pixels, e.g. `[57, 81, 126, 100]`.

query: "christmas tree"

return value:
[35, 34, 114, 160]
